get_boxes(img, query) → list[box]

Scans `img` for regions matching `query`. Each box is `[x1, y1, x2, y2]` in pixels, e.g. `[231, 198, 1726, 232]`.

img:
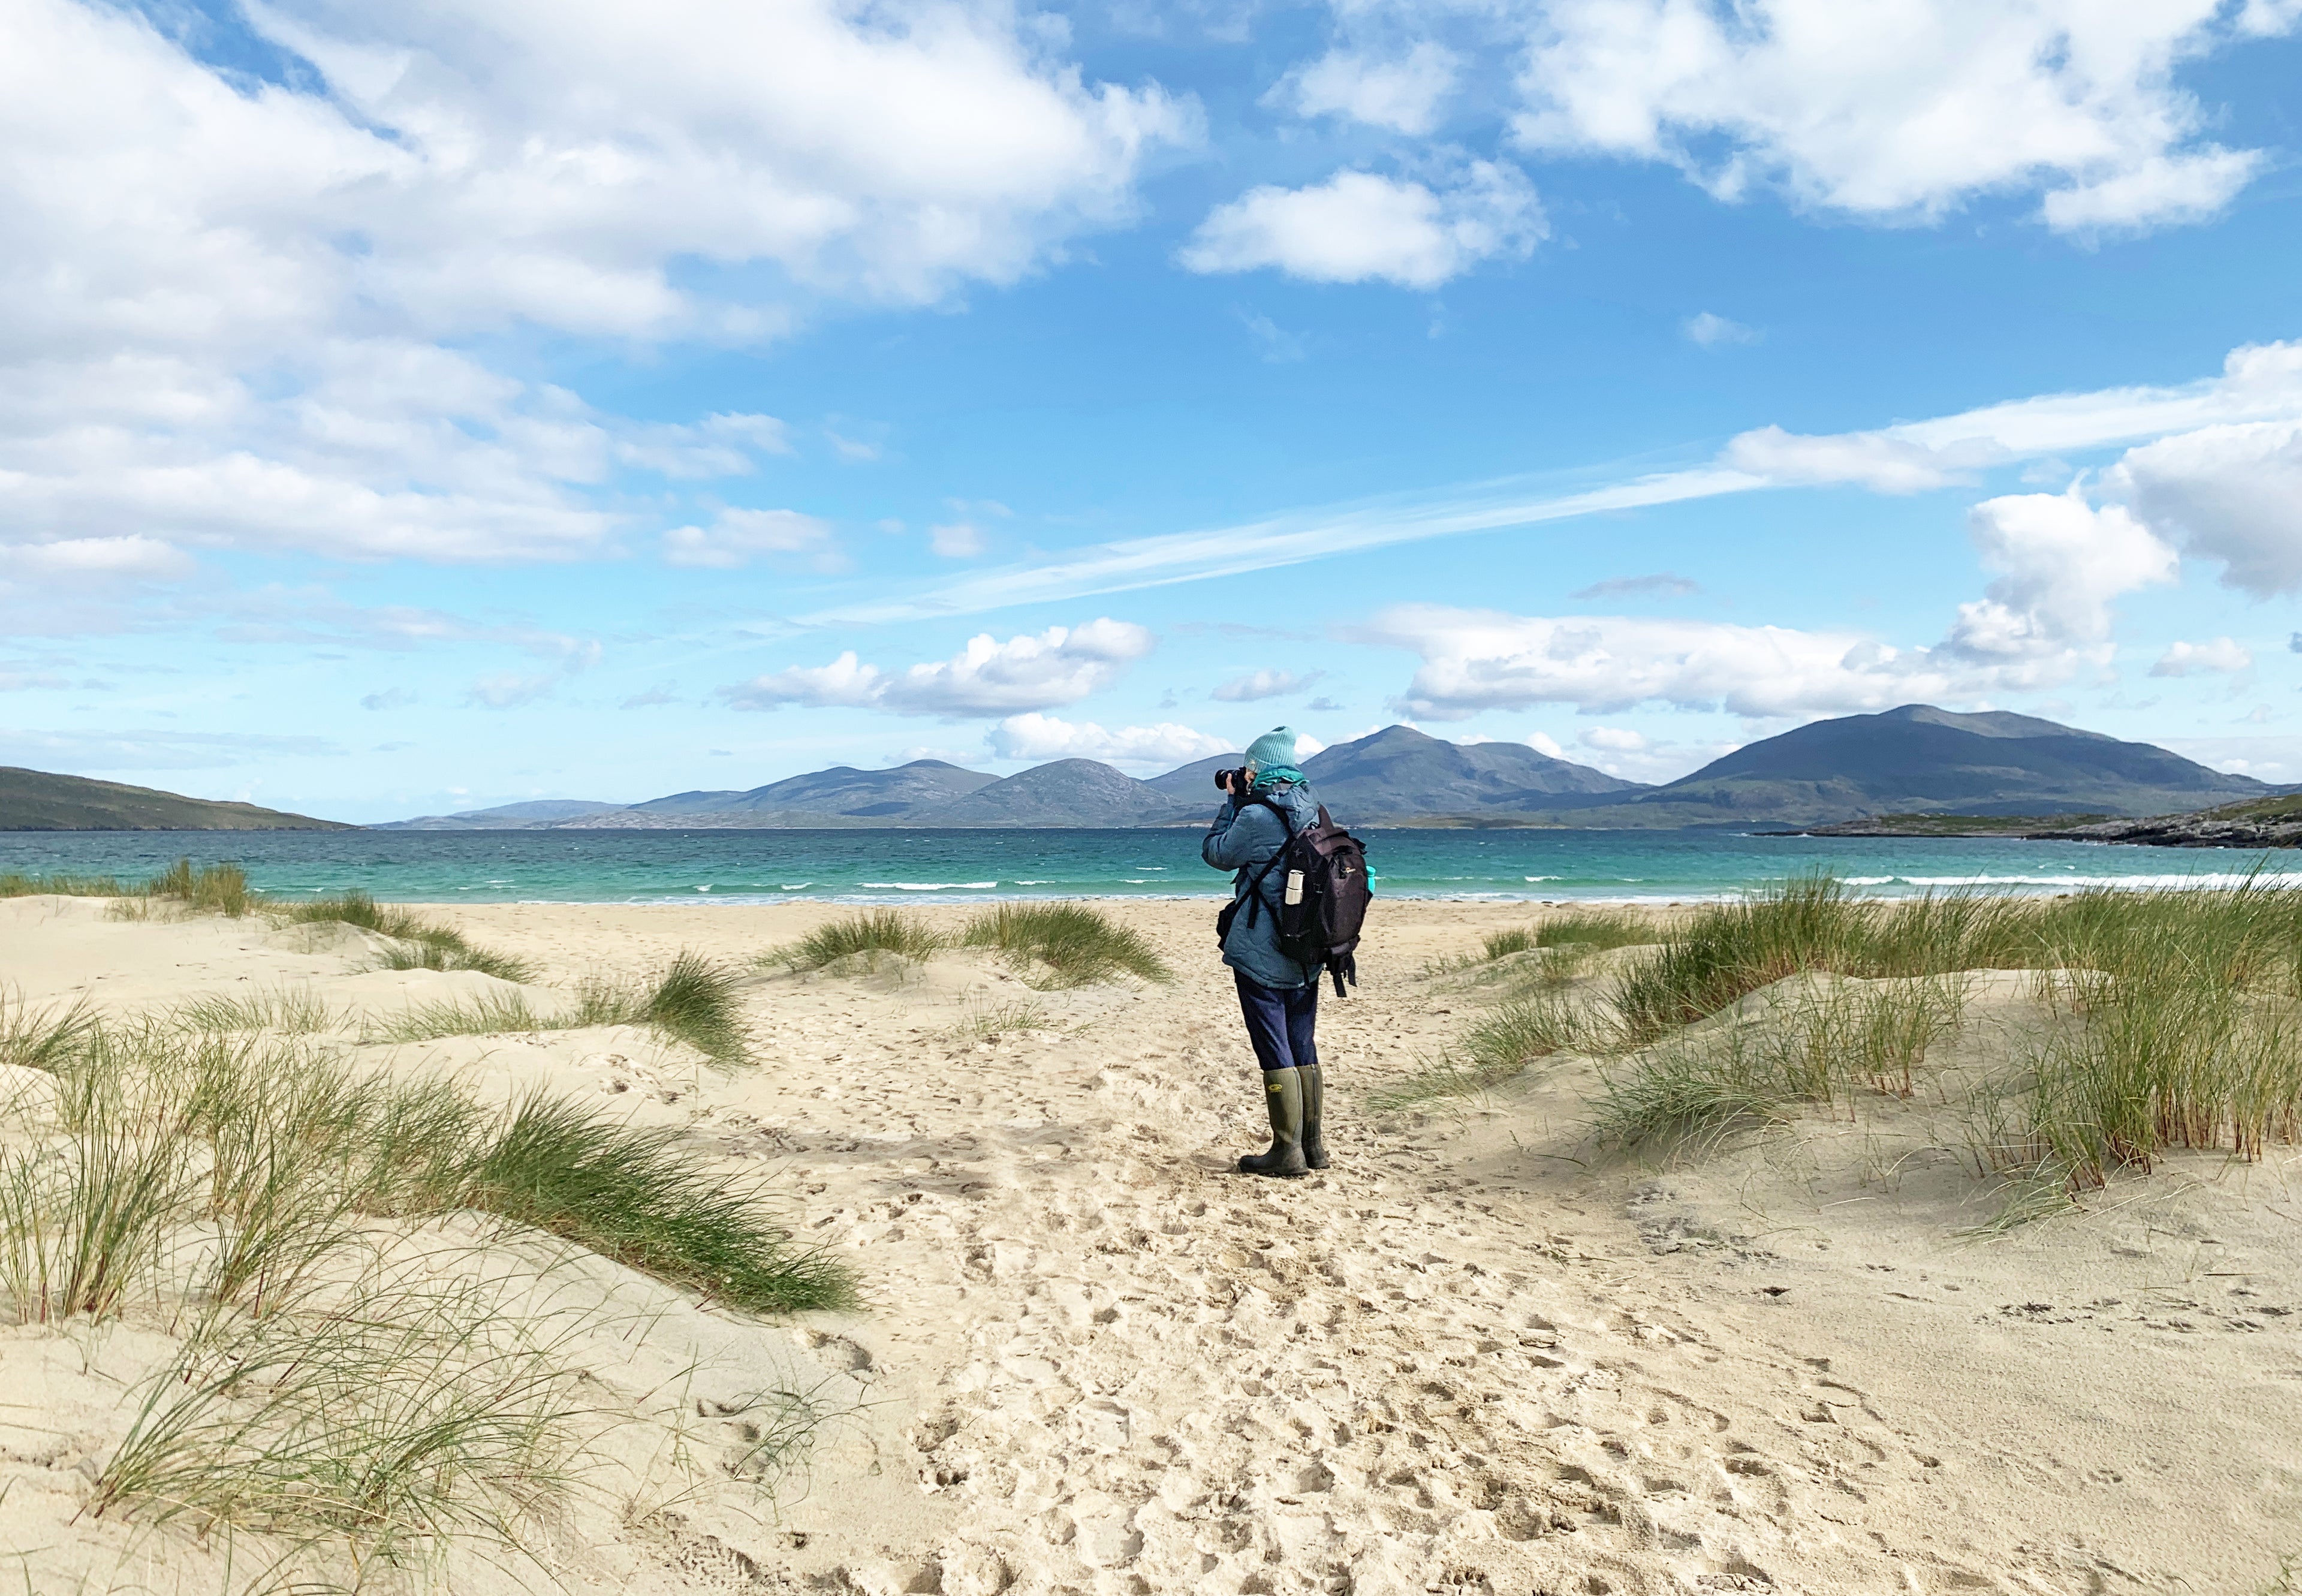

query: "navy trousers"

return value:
[1235, 970, 1319, 1074]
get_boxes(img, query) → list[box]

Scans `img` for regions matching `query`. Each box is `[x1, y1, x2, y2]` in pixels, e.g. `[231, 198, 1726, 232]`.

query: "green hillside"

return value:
[1551, 704, 2268, 827]
[0, 766, 351, 831]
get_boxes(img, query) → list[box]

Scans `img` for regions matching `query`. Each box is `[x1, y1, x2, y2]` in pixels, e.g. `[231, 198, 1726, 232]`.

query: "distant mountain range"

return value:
[381, 726, 1653, 830]
[372, 707, 2271, 832]
[1, 706, 2258, 833]
[1563, 704, 2267, 827]
[394, 762, 999, 830]
[0, 767, 352, 831]
[382, 755, 1204, 830]
[1304, 724, 1643, 817]
[385, 799, 628, 830]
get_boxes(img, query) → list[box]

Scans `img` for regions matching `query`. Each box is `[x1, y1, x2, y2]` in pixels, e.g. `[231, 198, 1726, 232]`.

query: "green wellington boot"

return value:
[1237, 1067, 1309, 1178]
[1298, 1062, 1328, 1170]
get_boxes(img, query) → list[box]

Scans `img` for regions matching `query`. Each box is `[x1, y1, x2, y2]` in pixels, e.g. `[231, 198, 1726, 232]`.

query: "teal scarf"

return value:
[1251, 765, 1303, 794]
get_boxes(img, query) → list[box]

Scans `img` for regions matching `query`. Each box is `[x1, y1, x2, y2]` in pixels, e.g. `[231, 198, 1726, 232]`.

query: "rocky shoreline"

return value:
[1788, 797, 2302, 849]
[2034, 811, 2302, 848]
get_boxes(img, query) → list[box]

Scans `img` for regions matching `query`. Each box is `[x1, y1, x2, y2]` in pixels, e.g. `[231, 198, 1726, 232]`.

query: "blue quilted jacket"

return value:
[1201, 779, 1325, 990]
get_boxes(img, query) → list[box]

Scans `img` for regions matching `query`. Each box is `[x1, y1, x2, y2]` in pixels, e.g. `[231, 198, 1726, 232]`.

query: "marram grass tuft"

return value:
[575, 950, 748, 1064]
[1566, 872, 2302, 1213]
[777, 909, 944, 971]
[365, 990, 556, 1046]
[287, 890, 534, 982]
[3, 857, 250, 917]
[0, 998, 851, 1580]
[963, 902, 1169, 988]
[462, 1089, 852, 1313]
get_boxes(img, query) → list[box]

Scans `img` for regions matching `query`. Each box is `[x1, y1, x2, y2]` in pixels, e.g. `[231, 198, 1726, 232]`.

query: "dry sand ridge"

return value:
[3, 893, 2298, 1595]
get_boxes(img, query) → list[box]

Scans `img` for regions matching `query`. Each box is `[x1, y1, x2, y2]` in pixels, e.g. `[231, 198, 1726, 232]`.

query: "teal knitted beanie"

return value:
[1245, 727, 1299, 769]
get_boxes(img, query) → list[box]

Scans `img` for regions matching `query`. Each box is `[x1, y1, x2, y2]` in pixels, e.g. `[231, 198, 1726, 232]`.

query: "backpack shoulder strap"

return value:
[1248, 794, 1295, 834]
[1242, 797, 1294, 882]
[1236, 797, 1298, 926]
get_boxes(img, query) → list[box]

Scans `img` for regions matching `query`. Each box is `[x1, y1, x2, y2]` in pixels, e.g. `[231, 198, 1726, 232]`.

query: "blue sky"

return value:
[4, 0, 2302, 821]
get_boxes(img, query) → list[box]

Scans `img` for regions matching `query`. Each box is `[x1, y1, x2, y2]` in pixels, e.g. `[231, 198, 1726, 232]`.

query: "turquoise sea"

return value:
[0, 827, 2292, 905]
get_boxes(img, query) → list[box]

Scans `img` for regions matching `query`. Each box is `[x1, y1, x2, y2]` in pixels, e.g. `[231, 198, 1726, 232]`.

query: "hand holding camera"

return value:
[1213, 766, 1251, 799]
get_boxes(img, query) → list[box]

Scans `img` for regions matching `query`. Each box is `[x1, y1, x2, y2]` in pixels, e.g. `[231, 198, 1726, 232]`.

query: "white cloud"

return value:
[721, 619, 1155, 717]
[929, 522, 987, 559]
[1212, 668, 1320, 701]
[2039, 148, 2261, 233]
[1238, 311, 1308, 363]
[725, 651, 885, 711]
[1942, 487, 2176, 676]
[231, 0, 1189, 321]
[661, 508, 835, 570]
[1566, 726, 1740, 783]
[2160, 733, 2302, 779]
[1273, 43, 1460, 135]
[0, 727, 339, 770]
[614, 414, 792, 479]
[1570, 572, 1699, 600]
[1511, 0, 2286, 233]
[1374, 487, 2177, 718]
[1683, 312, 1757, 348]
[1372, 604, 1945, 718]
[465, 673, 562, 710]
[1, 341, 630, 565]
[0, 537, 195, 581]
[1722, 424, 1987, 493]
[2112, 419, 2302, 596]
[1580, 726, 1647, 751]
[1722, 340, 2302, 505]
[1180, 163, 1544, 288]
[2152, 637, 2253, 676]
[2240, 0, 2302, 32]
[987, 713, 1232, 769]
[0, 0, 1191, 576]
[458, 632, 602, 710]
[809, 338, 2302, 628]
[360, 687, 417, 712]
[203, 587, 599, 660]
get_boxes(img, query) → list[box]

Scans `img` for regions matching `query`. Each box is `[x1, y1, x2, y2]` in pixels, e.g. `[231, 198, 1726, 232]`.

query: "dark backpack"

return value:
[1233, 799, 1372, 997]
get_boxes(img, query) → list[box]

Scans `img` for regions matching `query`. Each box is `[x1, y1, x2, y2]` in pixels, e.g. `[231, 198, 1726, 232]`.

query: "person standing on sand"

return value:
[1203, 726, 1328, 1179]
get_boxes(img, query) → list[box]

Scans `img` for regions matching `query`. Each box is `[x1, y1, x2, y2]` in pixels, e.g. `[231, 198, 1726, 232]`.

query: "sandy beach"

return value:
[5, 890, 2300, 1595]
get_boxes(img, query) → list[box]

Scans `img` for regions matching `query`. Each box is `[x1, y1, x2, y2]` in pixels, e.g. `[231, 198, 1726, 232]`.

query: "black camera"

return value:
[1213, 767, 1247, 793]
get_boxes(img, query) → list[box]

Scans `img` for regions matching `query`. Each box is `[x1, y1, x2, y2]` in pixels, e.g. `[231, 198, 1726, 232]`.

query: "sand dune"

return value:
[3, 891, 2297, 1594]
